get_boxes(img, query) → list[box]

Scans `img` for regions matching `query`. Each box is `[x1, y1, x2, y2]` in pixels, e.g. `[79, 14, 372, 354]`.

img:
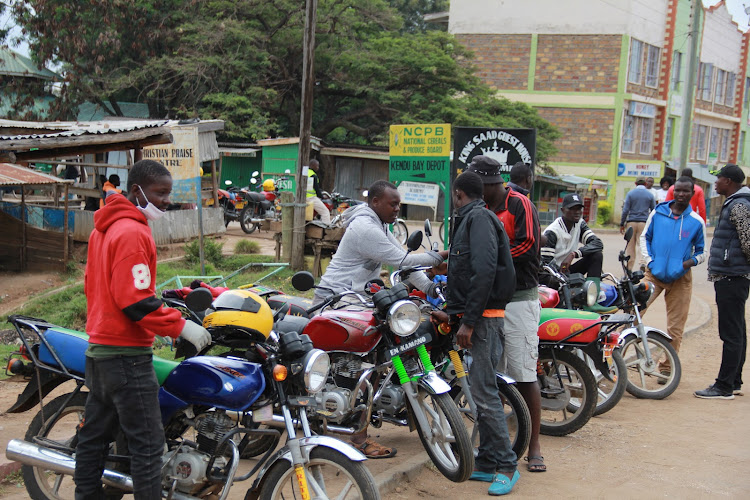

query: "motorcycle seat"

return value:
[38, 328, 89, 376]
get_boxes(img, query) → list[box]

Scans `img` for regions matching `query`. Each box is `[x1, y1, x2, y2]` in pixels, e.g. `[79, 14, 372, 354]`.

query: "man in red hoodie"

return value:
[75, 160, 211, 499]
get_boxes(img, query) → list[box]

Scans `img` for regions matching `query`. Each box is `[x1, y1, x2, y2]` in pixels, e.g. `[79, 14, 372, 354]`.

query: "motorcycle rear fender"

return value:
[616, 326, 672, 348]
[247, 436, 366, 498]
[6, 370, 71, 413]
[417, 371, 451, 395]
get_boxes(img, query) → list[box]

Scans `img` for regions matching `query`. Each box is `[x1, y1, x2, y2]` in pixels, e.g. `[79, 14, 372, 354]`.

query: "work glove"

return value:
[405, 270, 439, 299]
[179, 321, 212, 352]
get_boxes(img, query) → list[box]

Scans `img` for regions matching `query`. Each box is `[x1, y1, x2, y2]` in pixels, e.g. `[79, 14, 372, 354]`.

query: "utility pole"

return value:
[291, 0, 318, 270]
[677, 0, 702, 171]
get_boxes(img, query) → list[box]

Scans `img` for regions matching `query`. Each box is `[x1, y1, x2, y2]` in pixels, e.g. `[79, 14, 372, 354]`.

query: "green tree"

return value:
[4, 0, 559, 163]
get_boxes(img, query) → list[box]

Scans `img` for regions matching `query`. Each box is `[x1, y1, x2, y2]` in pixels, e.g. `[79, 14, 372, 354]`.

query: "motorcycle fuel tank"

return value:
[304, 310, 379, 353]
[538, 308, 602, 343]
[160, 356, 266, 416]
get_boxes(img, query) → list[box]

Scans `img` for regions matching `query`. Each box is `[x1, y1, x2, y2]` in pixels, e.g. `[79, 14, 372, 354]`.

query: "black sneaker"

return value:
[694, 385, 734, 400]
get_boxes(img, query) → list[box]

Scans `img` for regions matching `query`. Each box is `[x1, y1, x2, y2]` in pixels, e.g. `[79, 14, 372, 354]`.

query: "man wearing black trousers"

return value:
[695, 165, 750, 400]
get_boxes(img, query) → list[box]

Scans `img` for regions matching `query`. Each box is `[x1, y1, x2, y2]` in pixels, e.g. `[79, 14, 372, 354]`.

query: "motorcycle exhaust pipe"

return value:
[5, 439, 199, 500]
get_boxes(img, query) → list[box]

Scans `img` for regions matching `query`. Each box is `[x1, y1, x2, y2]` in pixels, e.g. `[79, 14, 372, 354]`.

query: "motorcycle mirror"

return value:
[251, 171, 259, 177]
[224, 180, 233, 186]
[250, 178, 257, 184]
[184, 287, 214, 312]
[624, 225, 634, 242]
[424, 219, 432, 237]
[406, 230, 423, 252]
[291, 271, 316, 292]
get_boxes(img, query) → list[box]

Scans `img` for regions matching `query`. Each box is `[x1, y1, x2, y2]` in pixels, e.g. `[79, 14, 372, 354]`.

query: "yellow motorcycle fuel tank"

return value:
[203, 289, 274, 340]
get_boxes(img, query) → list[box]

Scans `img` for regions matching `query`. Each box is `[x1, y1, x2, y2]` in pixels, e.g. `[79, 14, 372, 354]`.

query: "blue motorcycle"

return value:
[5, 287, 380, 500]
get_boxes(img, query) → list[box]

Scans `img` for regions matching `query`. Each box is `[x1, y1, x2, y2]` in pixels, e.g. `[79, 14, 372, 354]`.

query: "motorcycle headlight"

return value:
[583, 280, 597, 307]
[302, 349, 329, 393]
[634, 281, 653, 307]
[387, 300, 421, 337]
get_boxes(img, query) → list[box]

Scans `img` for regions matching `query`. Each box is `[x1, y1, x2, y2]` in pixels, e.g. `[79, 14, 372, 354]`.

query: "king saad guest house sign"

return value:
[141, 126, 201, 203]
[452, 127, 536, 182]
[389, 123, 451, 245]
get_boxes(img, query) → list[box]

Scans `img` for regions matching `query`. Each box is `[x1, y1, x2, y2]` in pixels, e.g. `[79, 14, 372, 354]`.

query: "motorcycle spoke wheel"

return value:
[621, 334, 681, 399]
[392, 221, 408, 246]
[567, 348, 627, 417]
[22, 392, 124, 500]
[451, 381, 531, 459]
[538, 349, 597, 436]
[413, 390, 473, 482]
[258, 447, 378, 500]
[239, 206, 258, 234]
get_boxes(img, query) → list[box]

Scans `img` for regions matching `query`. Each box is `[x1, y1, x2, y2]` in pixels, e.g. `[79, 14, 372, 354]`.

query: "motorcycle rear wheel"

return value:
[22, 392, 124, 500]
[538, 348, 597, 436]
[621, 333, 681, 399]
[239, 205, 259, 234]
[257, 446, 379, 500]
[567, 348, 627, 416]
[451, 381, 531, 459]
[412, 390, 473, 482]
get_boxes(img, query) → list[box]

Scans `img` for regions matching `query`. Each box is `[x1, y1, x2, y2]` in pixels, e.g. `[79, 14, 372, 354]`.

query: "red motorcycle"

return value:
[208, 180, 248, 227]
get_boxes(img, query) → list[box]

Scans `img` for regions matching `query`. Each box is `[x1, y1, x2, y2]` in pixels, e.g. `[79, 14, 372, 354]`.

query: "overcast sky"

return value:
[1, 0, 749, 61]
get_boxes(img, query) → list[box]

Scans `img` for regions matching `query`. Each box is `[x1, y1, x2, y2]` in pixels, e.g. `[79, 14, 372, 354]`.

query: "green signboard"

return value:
[389, 124, 451, 246]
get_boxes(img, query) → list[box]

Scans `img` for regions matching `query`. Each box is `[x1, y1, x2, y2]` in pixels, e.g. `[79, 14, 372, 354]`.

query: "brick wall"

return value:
[535, 35, 621, 93]
[537, 107, 614, 164]
[626, 81, 661, 99]
[455, 34, 532, 90]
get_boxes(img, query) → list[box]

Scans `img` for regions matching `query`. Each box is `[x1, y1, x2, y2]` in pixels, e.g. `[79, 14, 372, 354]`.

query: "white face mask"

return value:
[135, 186, 167, 221]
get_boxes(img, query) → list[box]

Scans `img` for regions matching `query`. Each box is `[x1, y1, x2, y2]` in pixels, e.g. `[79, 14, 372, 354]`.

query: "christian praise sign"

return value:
[452, 127, 536, 182]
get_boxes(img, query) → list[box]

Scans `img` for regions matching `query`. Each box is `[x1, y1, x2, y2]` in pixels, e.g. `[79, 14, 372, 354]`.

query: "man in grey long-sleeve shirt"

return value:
[620, 178, 656, 270]
[312, 180, 447, 458]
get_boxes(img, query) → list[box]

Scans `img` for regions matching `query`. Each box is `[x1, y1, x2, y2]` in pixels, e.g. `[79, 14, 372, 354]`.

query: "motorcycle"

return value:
[4, 288, 379, 500]
[240, 172, 285, 234]
[325, 191, 408, 244]
[278, 231, 473, 482]
[207, 179, 248, 227]
[607, 226, 682, 399]
[538, 264, 628, 417]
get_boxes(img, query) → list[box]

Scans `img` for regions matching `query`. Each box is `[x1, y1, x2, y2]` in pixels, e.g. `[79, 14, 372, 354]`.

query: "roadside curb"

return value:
[374, 451, 430, 495]
[684, 294, 713, 338]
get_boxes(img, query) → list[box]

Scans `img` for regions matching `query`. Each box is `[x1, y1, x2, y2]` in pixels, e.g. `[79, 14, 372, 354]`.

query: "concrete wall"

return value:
[449, 0, 667, 45]
[701, 1, 743, 74]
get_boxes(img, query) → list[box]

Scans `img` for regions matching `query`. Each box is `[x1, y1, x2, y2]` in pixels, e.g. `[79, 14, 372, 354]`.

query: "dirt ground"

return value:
[0, 226, 748, 498]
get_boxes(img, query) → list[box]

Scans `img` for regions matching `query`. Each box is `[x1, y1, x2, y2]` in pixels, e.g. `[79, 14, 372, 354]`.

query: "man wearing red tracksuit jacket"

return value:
[75, 160, 211, 499]
[467, 156, 546, 473]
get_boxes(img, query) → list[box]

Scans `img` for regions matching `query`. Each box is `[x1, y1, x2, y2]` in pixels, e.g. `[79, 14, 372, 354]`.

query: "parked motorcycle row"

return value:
[3, 220, 680, 499]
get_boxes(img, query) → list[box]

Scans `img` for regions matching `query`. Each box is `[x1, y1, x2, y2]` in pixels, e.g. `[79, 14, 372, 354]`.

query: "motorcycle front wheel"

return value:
[567, 348, 627, 416]
[239, 205, 259, 234]
[451, 381, 531, 459]
[621, 333, 681, 399]
[412, 389, 473, 482]
[538, 348, 597, 436]
[22, 392, 124, 500]
[257, 446, 379, 500]
[392, 220, 408, 245]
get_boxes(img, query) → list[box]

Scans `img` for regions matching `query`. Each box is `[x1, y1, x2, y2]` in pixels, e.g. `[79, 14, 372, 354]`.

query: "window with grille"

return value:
[715, 70, 726, 104]
[622, 114, 636, 153]
[628, 39, 644, 84]
[639, 119, 653, 154]
[645, 45, 660, 88]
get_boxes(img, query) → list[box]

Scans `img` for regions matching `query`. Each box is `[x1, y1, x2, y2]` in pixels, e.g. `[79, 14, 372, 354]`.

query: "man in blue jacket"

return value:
[640, 176, 705, 378]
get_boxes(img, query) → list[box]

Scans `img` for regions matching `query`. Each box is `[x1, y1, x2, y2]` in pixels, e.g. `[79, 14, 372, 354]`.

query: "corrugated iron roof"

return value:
[0, 49, 60, 81]
[0, 163, 71, 187]
[0, 118, 169, 141]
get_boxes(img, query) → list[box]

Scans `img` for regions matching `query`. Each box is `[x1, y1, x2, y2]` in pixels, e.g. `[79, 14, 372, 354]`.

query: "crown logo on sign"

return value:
[480, 141, 510, 165]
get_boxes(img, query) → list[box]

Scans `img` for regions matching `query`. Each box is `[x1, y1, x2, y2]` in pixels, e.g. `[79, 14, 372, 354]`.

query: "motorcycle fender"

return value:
[417, 371, 451, 395]
[616, 326, 672, 348]
[6, 370, 70, 414]
[248, 436, 366, 498]
[495, 373, 516, 386]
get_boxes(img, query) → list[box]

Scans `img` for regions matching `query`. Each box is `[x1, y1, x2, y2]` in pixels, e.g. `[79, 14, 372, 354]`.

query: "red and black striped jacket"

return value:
[493, 187, 541, 292]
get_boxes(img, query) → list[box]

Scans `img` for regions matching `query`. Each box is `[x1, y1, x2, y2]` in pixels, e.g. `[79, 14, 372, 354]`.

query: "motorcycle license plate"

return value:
[387, 333, 431, 359]
[236, 201, 246, 209]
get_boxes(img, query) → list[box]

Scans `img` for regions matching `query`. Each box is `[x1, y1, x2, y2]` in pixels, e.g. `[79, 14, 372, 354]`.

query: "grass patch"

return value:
[234, 239, 261, 254]
[4, 254, 328, 333]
